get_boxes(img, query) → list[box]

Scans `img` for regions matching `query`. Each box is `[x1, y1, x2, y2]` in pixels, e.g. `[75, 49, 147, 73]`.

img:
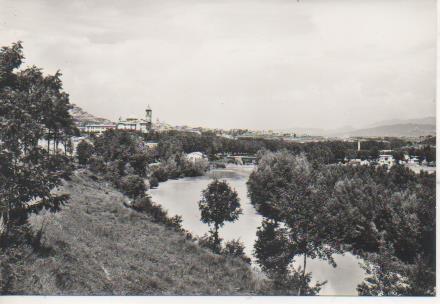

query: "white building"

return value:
[186, 152, 207, 163]
[81, 124, 116, 133]
[378, 154, 395, 168]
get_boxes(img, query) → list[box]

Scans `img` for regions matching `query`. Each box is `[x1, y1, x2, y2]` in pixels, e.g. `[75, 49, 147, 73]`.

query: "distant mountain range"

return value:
[333, 117, 435, 138]
[278, 117, 436, 138]
[334, 122, 435, 138]
[69, 104, 113, 127]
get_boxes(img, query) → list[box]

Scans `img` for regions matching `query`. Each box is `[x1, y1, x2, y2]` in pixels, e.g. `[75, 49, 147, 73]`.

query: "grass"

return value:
[1, 169, 267, 295]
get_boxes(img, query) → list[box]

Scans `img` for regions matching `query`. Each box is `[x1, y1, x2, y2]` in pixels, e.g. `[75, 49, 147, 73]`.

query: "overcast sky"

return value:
[0, 0, 436, 130]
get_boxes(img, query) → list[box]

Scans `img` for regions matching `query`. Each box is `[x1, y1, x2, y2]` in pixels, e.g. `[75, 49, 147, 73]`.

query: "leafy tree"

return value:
[118, 174, 146, 199]
[198, 179, 242, 252]
[254, 220, 293, 278]
[0, 42, 74, 245]
[248, 151, 341, 294]
[129, 152, 151, 177]
[76, 140, 94, 165]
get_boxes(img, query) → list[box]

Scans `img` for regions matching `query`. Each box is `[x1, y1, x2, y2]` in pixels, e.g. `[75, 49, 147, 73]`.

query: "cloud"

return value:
[0, 0, 435, 129]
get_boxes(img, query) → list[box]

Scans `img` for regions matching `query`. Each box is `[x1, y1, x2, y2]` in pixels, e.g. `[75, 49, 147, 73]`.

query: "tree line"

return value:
[141, 130, 433, 164]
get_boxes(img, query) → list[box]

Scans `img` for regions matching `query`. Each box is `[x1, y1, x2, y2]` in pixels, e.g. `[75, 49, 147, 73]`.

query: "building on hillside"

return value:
[82, 106, 153, 134]
[116, 105, 152, 133]
[81, 124, 116, 133]
[378, 154, 395, 168]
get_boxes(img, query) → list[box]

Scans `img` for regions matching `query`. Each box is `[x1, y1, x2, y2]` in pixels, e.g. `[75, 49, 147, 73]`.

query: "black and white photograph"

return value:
[0, 0, 437, 302]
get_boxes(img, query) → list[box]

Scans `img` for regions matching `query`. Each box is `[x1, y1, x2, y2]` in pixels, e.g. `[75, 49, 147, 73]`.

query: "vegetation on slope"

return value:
[1, 170, 265, 295]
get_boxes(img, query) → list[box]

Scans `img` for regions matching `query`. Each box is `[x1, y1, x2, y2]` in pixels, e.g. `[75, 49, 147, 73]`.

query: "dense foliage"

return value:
[248, 150, 435, 296]
[144, 130, 432, 164]
[0, 42, 77, 247]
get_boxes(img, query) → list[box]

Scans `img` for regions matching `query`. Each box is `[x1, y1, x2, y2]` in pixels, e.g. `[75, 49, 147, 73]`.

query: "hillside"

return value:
[69, 104, 113, 127]
[3, 170, 264, 295]
[365, 116, 435, 128]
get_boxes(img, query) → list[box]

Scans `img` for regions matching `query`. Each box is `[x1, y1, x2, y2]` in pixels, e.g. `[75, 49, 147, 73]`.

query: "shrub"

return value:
[131, 196, 154, 212]
[76, 140, 94, 165]
[222, 239, 251, 264]
[149, 176, 159, 188]
[165, 215, 183, 230]
[129, 152, 150, 177]
[151, 166, 169, 182]
[88, 156, 106, 174]
[103, 160, 125, 184]
[198, 233, 223, 254]
[182, 158, 209, 177]
[131, 197, 182, 230]
[118, 175, 146, 199]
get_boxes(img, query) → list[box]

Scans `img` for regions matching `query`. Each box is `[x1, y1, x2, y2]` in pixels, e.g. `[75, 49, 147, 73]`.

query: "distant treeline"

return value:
[143, 130, 434, 163]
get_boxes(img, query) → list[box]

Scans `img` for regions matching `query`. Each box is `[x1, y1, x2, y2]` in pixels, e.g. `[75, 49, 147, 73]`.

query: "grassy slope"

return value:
[11, 170, 265, 295]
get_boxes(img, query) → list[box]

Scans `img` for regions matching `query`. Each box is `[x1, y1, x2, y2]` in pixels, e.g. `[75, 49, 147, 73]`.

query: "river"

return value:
[149, 164, 366, 295]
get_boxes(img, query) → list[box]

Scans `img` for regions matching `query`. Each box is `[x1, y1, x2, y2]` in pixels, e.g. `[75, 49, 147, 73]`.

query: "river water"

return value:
[149, 164, 365, 295]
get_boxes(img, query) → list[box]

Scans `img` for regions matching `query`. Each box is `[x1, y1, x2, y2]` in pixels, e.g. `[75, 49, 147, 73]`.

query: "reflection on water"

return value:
[149, 165, 365, 295]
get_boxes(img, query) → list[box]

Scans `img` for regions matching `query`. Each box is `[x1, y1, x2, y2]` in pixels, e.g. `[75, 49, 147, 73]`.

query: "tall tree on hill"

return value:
[0, 42, 75, 245]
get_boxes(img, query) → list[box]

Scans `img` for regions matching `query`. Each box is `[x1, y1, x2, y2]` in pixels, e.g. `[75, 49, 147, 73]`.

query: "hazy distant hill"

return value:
[336, 123, 436, 138]
[70, 104, 113, 127]
[281, 117, 435, 137]
[365, 117, 435, 128]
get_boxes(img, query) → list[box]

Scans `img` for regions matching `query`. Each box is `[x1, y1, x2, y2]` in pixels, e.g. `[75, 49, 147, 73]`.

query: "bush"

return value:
[222, 239, 251, 264]
[76, 140, 94, 165]
[88, 156, 106, 174]
[198, 233, 223, 254]
[182, 158, 209, 177]
[103, 160, 125, 184]
[131, 196, 182, 230]
[118, 175, 146, 199]
[149, 176, 159, 188]
[129, 152, 150, 177]
[131, 195, 154, 212]
[151, 166, 169, 182]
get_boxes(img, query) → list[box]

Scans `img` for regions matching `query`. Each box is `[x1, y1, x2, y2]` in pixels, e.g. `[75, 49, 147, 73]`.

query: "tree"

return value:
[357, 238, 408, 296]
[254, 220, 293, 279]
[248, 151, 341, 294]
[198, 179, 242, 252]
[0, 42, 74, 245]
[118, 175, 147, 199]
[76, 140, 94, 165]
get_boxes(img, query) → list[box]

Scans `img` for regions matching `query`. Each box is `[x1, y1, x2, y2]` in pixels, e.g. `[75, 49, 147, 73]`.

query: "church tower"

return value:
[145, 105, 152, 130]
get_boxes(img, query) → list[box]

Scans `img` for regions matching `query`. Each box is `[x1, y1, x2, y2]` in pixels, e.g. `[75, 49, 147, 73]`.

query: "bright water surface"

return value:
[149, 164, 366, 295]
